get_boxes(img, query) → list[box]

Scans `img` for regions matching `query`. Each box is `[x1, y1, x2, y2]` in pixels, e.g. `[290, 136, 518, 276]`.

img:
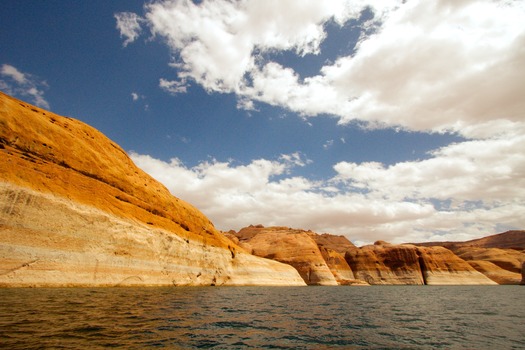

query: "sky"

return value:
[1, 0, 524, 246]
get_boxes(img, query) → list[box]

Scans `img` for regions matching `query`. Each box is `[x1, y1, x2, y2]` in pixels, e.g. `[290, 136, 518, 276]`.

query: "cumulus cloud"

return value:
[131, 129, 525, 245]
[119, 1, 524, 245]
[0, 64, 50, 109]
[118, 0, 525, 137]
[115, 12, 143, 47]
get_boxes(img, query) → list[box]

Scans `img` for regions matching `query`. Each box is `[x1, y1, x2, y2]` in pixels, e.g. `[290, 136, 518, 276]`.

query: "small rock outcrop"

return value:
[0, 92, 305, 287]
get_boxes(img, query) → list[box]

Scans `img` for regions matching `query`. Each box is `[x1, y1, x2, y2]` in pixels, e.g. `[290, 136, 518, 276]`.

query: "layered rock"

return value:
[416, 230, 525, 250]
[345, 242, 425, 285]
[345, 242, 496, 285]
[311, 233, 356, 255]
[0, 92, 305, 287]
[232, 226, 339, 285]
[416, 246, 497, 285]
[416, 232, 525, 284]
[453, 247, 524, 285]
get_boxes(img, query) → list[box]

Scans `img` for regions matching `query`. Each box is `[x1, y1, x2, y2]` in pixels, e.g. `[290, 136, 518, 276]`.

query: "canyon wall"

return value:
[233, 226, 339, 285]
[0, 92, 305, 287]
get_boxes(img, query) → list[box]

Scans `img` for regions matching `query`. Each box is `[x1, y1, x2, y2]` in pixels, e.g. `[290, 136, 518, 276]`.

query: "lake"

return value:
[0, 286, 523, 349]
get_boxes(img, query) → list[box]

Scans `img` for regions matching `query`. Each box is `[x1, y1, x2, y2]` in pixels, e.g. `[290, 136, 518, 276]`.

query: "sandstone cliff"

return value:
[0, 92, 305, 287]
[345, 242, 496, 285]
[232, 226, 338, 285]
[453, 247, 524, 285]
[416, 230, 525, 250]
[345, 242, 425, 285]
[415, 231, 525, 284]
[310, 233, 356, 255]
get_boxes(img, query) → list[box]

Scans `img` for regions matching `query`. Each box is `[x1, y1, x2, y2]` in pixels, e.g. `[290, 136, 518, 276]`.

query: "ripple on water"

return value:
[0, 286, 524, 349]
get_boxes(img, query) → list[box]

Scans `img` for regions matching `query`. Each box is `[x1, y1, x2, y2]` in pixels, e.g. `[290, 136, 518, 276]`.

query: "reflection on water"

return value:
[0, 286, 524, 349]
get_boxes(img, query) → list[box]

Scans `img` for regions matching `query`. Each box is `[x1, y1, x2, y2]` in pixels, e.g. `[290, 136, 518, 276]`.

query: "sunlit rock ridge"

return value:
[228, 226, 524, 285]
[0, 92, 305, 287]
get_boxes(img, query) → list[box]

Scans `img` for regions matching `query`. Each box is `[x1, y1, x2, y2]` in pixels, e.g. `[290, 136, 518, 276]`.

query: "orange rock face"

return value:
[0, 92, 305, 287]
[233, 226, 338, 285]
[416, 246, 496, 285]
[452, 247, 525, 284]
[416, 231, 525, 284]
[345, 242, 496, 285]
[311, 233, 356, 255]
[345, 242, 425, 285]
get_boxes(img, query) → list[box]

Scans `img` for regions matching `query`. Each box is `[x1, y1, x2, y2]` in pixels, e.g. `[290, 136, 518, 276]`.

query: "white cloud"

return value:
[120, 1, 525, 245]
[122, 0, 524, 137]
[0, 64, 50, 109]
[131, 92, 139, 101]
[131, 129, 525, 245]
[159, 78, 188, 95]
[115, 12, 143, 47]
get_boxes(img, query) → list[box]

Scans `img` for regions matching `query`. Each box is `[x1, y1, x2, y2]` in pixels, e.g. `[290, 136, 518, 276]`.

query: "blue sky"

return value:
[1, 0, 524, 245]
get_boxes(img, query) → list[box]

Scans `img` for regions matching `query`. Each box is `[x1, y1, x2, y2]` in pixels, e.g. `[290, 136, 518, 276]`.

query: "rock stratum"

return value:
[228, 226, 525, 285]
[229, 225, 364, 286]
[0, 92, 305, 287]
[415, 231, 525, 285]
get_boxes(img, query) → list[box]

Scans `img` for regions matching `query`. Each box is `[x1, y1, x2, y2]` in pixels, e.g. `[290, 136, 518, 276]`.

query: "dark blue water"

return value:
[0, 286, 523, 349]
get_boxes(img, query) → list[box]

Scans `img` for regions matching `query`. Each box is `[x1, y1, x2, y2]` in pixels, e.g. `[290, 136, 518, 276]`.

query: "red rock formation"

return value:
[233, 226, 339, 285]
[453, 247, 525, 285]
[416, 246, 496, 285]
[310, 233, 356, 255]
[0, 92, 305, 287]
[416, 230, 525, 250]
[345, 242, 425, 285]
[317, 246, 361, 284]
[345, 242, 496, 285]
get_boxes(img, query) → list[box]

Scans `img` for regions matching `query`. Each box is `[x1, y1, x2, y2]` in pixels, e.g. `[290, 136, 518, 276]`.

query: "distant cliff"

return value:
[0, 92, 305, 287]
[414, 232, 525, 285]
[229, 225, 365, 285]
[228, 226, 525, 285]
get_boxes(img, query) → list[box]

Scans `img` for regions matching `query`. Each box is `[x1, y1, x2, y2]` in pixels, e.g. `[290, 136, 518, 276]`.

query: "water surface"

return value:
[1, 286, 523, 349]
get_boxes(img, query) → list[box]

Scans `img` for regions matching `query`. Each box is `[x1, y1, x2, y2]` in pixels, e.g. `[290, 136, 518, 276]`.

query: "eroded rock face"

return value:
[311, 233, 356, 255]
[452, 247, 525, 285]
[416, 246, 496, 285]
[318, 246, 357, 283]
[345, 242, 496, 285]
[233, 226, 339, 285]
[0, 92, 305, 287]
[345, 242, 425, 285]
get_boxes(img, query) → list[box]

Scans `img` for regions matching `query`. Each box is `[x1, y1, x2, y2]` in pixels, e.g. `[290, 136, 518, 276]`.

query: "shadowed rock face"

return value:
[521, 262, 525, 285]
[345, 242, 496, 285]
[0, 92, 305, 287]
[345, 242, 425, 285]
